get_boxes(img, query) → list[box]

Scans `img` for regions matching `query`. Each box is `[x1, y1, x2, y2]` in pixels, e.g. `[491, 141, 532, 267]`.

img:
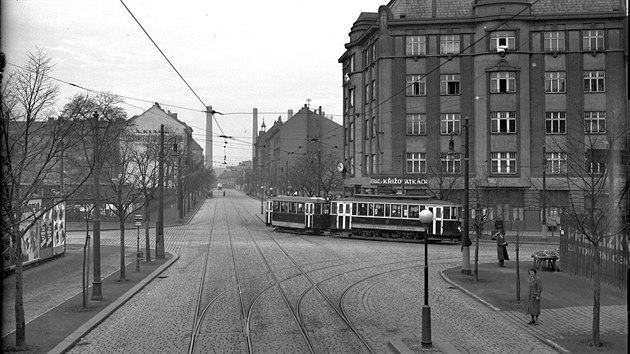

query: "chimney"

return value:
[318, 106, 322, 116]
[288, 109, 293, 119]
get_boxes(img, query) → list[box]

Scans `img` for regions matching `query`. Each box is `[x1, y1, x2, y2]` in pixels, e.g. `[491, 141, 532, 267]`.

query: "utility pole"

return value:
[91, 111, 103, 300]
[461, 117, 471, 275]
[177, 150, 183, 220]
[541, 146, 547, 240]
[156, 124, 165, 258]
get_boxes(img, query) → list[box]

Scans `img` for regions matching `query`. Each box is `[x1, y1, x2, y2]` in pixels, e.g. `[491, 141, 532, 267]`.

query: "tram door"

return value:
[434, 206, 442, 235]
[337, 202, 351, 230]
[265, 200, 273, 225]
[305, 202, 314, 228]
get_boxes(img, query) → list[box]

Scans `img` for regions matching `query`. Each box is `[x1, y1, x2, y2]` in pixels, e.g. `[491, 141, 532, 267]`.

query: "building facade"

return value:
[339, 0, 628, 230]
[254, 104, 343, 197]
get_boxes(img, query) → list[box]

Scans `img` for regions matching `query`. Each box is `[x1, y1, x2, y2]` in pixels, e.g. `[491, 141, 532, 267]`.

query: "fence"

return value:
[559, 227, 629, 290]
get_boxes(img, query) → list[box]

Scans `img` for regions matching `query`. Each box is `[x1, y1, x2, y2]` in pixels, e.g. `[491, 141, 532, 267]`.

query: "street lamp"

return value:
[419, 208, 434, 348]
[260, 185, 264, 214]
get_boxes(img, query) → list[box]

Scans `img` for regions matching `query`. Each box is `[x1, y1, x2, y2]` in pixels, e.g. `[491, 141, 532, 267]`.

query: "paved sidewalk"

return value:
[442, 262, 627, 353]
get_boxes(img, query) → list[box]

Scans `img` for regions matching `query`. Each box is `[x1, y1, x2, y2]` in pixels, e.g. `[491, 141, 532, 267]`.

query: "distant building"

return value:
[339, 0, 628, 230]
[254, 104, 343, 196]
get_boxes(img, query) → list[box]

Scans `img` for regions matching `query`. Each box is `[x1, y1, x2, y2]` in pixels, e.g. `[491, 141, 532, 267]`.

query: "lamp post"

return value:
[156, 124, 165, 259]
[462, 117, 471, 274]
[419, 209, 434, 348]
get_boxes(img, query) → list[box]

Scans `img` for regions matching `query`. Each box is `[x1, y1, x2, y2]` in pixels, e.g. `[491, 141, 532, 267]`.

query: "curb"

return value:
[440, 269, 570, 354]
[48, 253, 180, 354]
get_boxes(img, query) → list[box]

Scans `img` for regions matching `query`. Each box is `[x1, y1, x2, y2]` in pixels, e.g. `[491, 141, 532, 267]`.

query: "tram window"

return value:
[385, 204, 391, 217]
[409, 205, 420, 218]
[315, 204, 321, 214]
[273, 201, 280, 212]
[331, 202, 337, 214]
[322, 204, 330, 215]
[297, 203, 304, 213]
[289, 202, 296, 213]
[374, 204, 384, 216]
[435, 208, 442, 218]
[280, 202, 288, 213]
[452, 207, 458, 219]
[443, 207, 451, 219]
[352, 203, 357, 215]
[358, 203, 368, 216]
[403, 205, 408, 217]
[391, 204, 401, 217]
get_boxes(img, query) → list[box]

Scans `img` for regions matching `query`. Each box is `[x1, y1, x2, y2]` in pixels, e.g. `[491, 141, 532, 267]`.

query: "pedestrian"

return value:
[527, 268, 543, 325]
[496, 231, 509, 266]
[495, 217, 504, 231]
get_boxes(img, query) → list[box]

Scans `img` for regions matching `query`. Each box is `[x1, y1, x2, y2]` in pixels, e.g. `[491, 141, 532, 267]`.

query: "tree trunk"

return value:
[474, 226, 481, 282]
[144, 198, 151, 262]
[12, 229, 26, 349]
[119, 215, 126, 281]
[592, 242, 601, 346]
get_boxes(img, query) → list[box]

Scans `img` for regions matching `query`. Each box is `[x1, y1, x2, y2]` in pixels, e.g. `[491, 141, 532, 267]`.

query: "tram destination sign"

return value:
[370, 177, 428, 186]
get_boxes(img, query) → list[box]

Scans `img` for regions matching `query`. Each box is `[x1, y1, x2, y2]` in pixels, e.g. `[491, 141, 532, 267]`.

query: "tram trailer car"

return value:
[265, 196, 331, 233]
[330, 195, 463, 243]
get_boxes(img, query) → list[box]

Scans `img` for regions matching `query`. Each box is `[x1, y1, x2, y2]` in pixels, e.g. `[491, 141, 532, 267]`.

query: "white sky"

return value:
[2, 0, 387, 167]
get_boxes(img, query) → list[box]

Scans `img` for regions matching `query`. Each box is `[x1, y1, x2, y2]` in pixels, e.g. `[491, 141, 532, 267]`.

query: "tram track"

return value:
[189, 194, 498, 353]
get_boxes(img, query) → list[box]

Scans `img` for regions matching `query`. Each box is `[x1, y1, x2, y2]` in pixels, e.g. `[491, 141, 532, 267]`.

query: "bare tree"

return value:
[103, 133, 143, 281]
[0, 49, 93, 349]
[548, 109, 628, 346]
[289, 151, 342, 198]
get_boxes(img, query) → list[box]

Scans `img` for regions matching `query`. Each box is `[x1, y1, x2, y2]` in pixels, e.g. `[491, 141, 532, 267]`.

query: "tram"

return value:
[264, 194, 463, 243]
[265, 196, 331, 233]
[330, 195, 463, 243]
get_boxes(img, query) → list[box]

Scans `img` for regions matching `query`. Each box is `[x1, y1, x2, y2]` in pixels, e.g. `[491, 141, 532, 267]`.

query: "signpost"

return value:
[134, 214, 143, 271]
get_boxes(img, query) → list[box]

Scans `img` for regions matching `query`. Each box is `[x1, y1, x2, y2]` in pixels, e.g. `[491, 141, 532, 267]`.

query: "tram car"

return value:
[330, 195, 463, 243]
[265, 196, 331, 233]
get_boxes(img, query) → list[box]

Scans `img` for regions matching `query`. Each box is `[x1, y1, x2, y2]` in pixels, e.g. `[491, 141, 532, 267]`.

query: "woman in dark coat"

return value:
[527, 268, 543, 325]
[496, 231, 509, 266]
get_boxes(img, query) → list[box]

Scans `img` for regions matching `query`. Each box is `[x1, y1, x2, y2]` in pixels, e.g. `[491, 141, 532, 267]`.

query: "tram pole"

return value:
[461, 117, 471, 275]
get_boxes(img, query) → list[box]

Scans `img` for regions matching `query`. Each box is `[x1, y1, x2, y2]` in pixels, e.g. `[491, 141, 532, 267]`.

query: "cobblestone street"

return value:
[62, 192, 574, 353]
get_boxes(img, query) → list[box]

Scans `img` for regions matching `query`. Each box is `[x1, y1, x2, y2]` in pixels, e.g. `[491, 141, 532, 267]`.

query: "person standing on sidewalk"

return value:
[496, 231, 509, 266]
[527, 268, 543, 325]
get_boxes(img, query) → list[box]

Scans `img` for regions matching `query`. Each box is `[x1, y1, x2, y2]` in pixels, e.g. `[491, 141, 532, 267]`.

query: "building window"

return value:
[372, 154, 377, 173]
[349, 55, 355, 72]
[406, 35, 426, 56]
[364, 118, 370, 139]
[544, 31, 565, 52]
[365, 83, 370, 103]
[490, 72, 516, 93]
[440, 114, 461, 134]
[587, 161, 607, 174]
[348, 121, 354, 141]
[584, 71, 605, 92]
[546, 152, 567, 174]
[371, 116, 377, 137]
[406, 114, 426, 135]
[365, 154, 371, 173]
[583, 29, 604, 51]
[491, 112, 516, 133]
[440, 35, 460, 55]
[545, 112, 566, 134]
[348, 88, 355, 108]
[584, 111, 606, 133]
[406, 152, 426, 173]
[406, 75, 426, 96]
[441, 153, 462, 174]
[371, 80, 376, 101]
[490, 31, 516, 51]
[440, 74, 460, 95]
[545, 72, 566, 93]
[491, 152, 517, 174]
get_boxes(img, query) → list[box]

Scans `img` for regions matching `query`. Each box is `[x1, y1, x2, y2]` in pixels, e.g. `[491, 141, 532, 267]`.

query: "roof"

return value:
[385, 0, 625, 19]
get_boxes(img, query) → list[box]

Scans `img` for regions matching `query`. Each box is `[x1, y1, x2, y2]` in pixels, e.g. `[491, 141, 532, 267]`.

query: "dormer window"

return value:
[490, 31, 516, 52]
